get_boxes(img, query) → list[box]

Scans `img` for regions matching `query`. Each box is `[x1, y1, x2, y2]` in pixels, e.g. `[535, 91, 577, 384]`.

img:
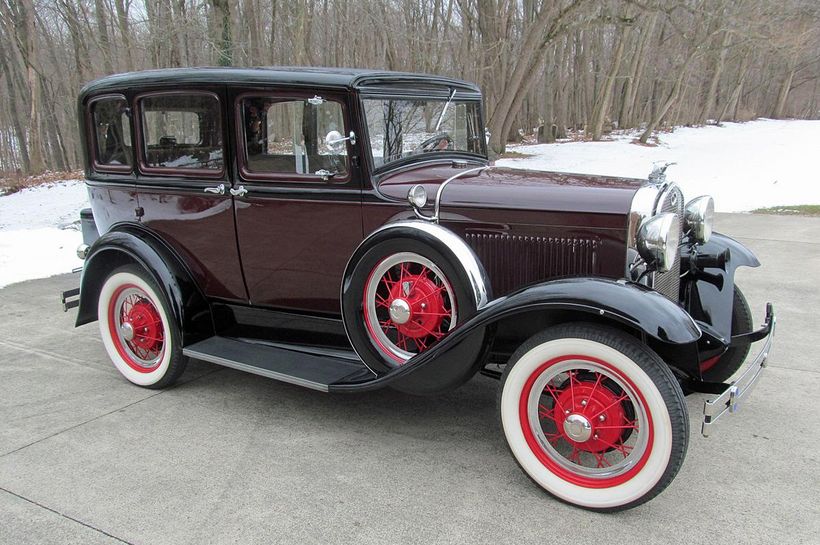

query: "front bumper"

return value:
[701, 303, 775, 437]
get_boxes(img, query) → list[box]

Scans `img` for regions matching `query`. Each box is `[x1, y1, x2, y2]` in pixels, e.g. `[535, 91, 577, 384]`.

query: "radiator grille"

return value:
[466, 233, 599, 296]
[653, 184, 684, 301]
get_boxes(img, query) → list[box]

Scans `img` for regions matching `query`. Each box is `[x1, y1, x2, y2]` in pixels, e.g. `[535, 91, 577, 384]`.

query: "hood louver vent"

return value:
[466, 233, 599, 296]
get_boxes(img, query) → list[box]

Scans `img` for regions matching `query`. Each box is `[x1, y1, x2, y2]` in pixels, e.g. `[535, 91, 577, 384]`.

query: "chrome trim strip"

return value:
[182, 347, 330, 392]
[701, 309, 776, 437]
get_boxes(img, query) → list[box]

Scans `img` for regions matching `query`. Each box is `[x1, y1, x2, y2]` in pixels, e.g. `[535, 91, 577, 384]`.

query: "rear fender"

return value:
[76, 224, 212, 345]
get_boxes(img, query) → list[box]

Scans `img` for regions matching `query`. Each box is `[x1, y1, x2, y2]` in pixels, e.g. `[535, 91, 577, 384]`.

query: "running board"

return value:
[183, 336, 373, 392]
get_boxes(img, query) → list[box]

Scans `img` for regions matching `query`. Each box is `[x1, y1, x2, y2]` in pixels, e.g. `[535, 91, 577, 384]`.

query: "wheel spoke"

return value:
[593, 451, 612, 468]
[538, 403, 558, 422]
[414, 285, 446, 304]
[595, 436, 633, 458]
[542, 384, 567, 414]
[409, 319, 444, 340]
[588, 394, 630, 419]
[584, 373, 603, 415]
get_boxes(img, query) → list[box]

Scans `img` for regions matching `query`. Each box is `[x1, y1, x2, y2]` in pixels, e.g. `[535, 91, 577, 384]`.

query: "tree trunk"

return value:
[591, 24, 627, 140]
[773, 54, 797, 119]
[698, 31, 731, 124]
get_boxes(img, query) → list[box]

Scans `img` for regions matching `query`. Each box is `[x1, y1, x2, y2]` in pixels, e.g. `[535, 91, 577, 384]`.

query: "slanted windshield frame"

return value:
[359, 93, 487, 174]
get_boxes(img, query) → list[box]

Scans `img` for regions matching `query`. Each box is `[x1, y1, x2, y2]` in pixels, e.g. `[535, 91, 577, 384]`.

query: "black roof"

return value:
[79, 67, 482, 100]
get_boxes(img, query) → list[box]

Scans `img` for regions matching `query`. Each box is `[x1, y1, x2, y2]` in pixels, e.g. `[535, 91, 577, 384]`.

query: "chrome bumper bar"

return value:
[702, 303, 775, 437]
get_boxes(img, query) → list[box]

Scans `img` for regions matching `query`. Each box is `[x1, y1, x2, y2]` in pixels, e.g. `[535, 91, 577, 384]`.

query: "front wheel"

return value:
[499, 323, 688, 511]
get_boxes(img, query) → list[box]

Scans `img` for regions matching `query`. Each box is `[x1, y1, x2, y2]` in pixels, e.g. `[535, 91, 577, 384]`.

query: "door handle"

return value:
[230, 185, 248, 197]
[203, 184, 225, 195]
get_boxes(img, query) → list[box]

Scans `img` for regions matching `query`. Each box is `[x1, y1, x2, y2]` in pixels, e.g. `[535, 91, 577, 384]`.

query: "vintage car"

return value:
[63, 67, 774, 511]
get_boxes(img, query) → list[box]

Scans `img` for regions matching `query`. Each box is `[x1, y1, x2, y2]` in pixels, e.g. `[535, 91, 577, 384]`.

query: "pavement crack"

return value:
[0, 338, 101, 369]
[0, 487, 134, 544]
[0, 367, 224, 459]
[0, 392, 165, 459]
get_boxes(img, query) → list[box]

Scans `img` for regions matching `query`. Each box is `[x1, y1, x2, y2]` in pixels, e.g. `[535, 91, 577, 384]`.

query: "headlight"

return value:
[684, 195, 714, 243]
[407, 184, 428, 209]
[637, 213, 679, 273]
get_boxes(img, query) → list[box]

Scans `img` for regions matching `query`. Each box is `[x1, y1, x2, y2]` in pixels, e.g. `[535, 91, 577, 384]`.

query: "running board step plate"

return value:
[183, 336, 371, 392]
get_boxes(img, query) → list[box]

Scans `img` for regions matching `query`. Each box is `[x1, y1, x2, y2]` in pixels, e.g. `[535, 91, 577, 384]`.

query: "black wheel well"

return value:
[76, 249, 140, 325]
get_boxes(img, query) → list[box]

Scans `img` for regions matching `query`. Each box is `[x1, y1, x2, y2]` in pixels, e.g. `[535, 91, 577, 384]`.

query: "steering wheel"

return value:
[412, 132, 453, 154]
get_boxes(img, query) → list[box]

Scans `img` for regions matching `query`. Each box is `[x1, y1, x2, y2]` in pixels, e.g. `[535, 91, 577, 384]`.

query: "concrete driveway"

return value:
[1, 213, 818, 545]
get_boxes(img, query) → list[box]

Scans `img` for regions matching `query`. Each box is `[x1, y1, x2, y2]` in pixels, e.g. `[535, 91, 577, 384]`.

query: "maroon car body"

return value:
[66, 67, 775, 511]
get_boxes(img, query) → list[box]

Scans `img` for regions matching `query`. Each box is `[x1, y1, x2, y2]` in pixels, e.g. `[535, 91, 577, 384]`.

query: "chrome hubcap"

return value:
[120, 321, 135, 342]
[388, 298, 412, 325]
[563, 413, 593, 442]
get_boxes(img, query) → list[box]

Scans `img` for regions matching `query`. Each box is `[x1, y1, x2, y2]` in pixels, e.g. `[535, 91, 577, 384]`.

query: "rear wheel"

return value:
[499, 323, 688, 511]
[97, 265, 187, 388]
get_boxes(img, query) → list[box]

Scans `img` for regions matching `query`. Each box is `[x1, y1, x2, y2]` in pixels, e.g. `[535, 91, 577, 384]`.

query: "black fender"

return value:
[76, 224, 212, 345]
[330, 277, 701, 393]
[681, 231, 760, 342]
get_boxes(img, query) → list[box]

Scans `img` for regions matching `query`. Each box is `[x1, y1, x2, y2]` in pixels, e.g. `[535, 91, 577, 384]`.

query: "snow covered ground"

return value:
[0, 119, 818, 288]
[498, 119, 820, 213]
[0, 180, 87, 288]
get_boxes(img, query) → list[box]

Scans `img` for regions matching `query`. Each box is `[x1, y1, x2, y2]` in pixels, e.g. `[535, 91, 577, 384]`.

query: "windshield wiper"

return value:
[434, 88, 456, 132]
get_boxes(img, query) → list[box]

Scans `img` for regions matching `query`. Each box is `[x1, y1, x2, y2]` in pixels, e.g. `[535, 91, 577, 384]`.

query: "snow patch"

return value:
[0, 180, 88, 288]
[497, 119, 820, 212]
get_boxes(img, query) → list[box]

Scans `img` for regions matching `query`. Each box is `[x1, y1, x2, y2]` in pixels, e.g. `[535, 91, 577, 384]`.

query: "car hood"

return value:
[377, 164, 645, 217]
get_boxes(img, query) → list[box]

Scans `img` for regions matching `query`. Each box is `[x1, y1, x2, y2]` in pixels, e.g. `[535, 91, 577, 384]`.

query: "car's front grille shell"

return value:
[653, 184, 684, 301]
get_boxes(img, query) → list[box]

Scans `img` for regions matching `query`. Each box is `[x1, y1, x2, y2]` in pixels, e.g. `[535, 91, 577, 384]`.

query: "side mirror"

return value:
[325, 130, 356, 154]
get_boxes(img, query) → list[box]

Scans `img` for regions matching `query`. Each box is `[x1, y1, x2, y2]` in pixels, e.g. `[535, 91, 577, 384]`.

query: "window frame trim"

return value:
[134, 90, 226, 179]
[359, 93, 487, 175]
[86, 93, 134, 175]
[234, 91, 353, 185]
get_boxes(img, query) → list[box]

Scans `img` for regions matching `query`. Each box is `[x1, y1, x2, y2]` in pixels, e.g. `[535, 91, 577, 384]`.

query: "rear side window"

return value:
[91, 97, 132, 170]
[140, 93, 223, 171]
[240, 96, 348, 179]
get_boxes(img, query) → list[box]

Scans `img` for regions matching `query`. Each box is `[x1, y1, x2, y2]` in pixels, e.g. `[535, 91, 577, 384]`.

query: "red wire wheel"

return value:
[108, 284, 166, 372]
[98, 266, 188, 389]
[362, 252, 457, 364]
[499, 324, 688, 511]
[519, 355, 652, 488]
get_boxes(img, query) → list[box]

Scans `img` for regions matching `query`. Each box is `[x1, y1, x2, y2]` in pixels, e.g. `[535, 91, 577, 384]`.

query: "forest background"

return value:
[0, 0, 818, 176]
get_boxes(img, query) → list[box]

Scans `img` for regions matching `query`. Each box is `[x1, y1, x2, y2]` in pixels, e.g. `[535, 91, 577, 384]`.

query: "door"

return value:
[133, 88, 248, 302]
[232, 89, 364, 314]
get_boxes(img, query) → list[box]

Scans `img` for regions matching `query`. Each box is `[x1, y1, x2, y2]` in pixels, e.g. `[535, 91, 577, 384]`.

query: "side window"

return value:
[140, 93, 223, 171]
[241, 96, 348, 179]
[91, 97, 132, 169]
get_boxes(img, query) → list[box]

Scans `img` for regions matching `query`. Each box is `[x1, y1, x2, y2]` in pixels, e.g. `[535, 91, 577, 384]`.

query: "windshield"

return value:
[362, 97, 485, 169]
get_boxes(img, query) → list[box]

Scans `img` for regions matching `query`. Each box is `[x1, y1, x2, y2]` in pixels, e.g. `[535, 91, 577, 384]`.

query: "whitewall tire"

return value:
[97, 265, 187, 388]
[499, 323, 688, 511]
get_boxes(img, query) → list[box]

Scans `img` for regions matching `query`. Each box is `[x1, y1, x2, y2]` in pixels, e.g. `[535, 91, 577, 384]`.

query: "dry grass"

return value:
[497, 150, 533, 159]
[751, 205, 820, 217]
[0, 170, 83, 196]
